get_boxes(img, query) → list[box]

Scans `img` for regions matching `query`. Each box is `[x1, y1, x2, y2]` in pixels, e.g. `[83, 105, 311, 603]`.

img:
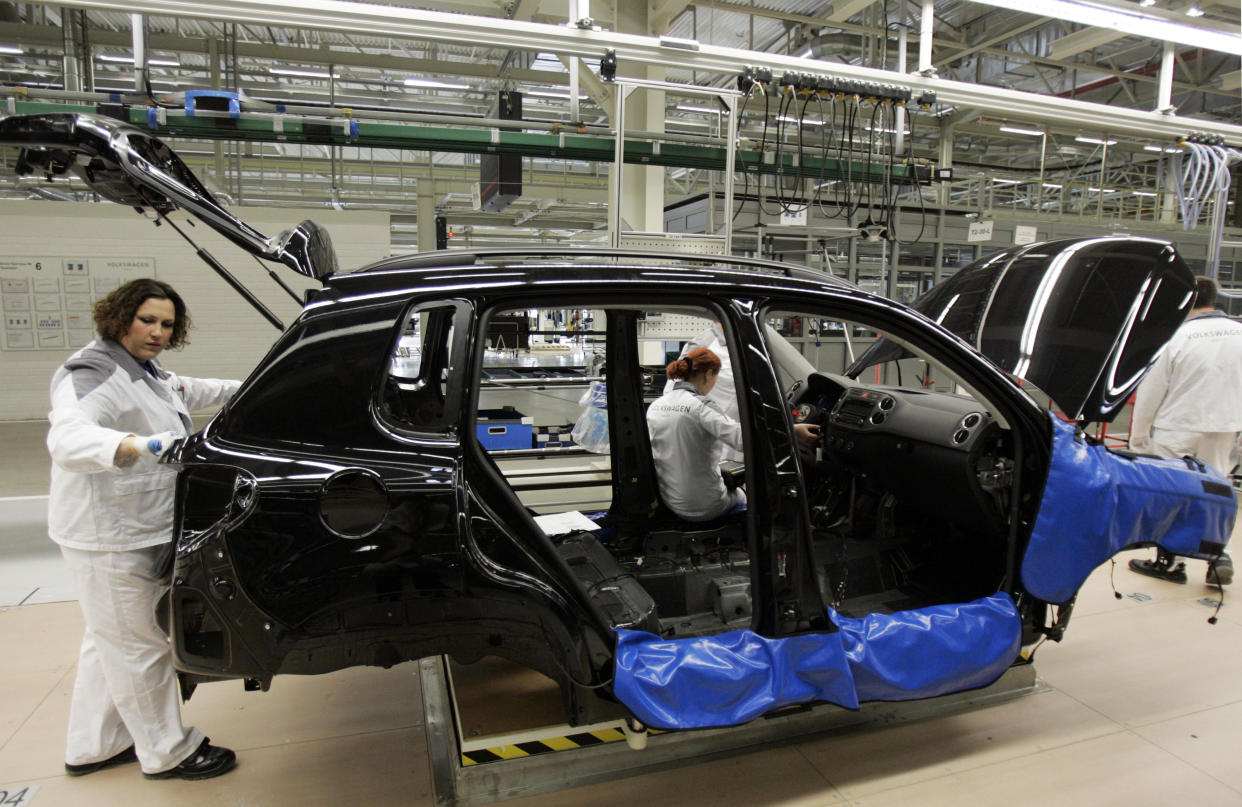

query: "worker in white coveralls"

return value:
[47, 278, 240, 781]
[1128, 276, 1242, 586]
[649, 346, 821, 522]
[664, 322, 743, 461]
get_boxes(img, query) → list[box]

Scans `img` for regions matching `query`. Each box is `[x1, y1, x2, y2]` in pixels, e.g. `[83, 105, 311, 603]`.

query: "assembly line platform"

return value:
[419, 655, 1041, 806]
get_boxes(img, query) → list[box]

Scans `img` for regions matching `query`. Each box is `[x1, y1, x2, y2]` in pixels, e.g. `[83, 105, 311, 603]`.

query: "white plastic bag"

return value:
[571, 381, 610, 454]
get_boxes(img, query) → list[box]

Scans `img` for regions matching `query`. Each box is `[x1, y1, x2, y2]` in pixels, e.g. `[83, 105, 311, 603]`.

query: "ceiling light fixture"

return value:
[1184, 6, 1205, 16]
[269, 67, 332, 78]
[1075, 136, 1117, 145]
[404, 78, 471, 90]
[1133, 190, 1158, 196]
[953, 0, 1240, 55]
[99, 53, 181, 67]
[0, 45, 23, 55]
[526, 89, 588, 99]
[999, 125, 1045, 136]
[675, 104, 721, 113]
[1138, 0, 1156, 5]
[1143, 144, 1182, 153]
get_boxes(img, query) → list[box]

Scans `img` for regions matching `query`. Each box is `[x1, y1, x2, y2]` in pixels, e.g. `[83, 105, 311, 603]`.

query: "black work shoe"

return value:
[143, 738, 236, 781]
[1129, 554, 1188, 584]
[1208, 555, 1234, 586]
[65, 745, 138, 776]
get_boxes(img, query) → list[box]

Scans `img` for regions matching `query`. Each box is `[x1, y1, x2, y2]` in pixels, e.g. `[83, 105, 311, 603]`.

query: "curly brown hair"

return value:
[666, 346, 722, 381]
[93, 278, 192, 349]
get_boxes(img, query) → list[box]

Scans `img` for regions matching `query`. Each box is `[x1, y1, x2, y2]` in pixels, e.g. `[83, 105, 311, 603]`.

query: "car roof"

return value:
[320, 247, 868, 302]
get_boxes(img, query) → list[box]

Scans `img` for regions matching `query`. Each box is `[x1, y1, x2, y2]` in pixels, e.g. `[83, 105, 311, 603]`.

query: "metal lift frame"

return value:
[419, 656, 1041, 807]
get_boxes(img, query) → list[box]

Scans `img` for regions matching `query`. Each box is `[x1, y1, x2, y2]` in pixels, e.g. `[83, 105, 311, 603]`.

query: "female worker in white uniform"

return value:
[663, 322, 743, 462]
[647, 347, 746, 522]
[47, 278, 240, 781]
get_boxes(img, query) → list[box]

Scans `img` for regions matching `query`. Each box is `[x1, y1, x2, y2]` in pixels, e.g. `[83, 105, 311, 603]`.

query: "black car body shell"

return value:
[1, 112, 1212, 728]
[165, 252, 1066, 725]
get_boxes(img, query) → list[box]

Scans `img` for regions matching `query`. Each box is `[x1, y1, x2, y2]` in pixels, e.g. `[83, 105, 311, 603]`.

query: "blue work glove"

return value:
[138, 430, 184, 459]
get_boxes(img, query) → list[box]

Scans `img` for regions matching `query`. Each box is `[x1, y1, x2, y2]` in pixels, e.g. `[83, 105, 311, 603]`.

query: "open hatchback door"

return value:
[849, 237, 1197, 422]
[0, 112, 337, 282]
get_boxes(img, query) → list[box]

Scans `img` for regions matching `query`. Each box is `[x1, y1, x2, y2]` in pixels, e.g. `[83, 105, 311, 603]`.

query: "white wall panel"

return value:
[0, 200, 390, 421]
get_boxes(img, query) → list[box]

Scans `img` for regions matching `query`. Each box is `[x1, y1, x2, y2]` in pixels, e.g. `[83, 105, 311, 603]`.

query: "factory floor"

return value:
[1, 419, 1241, 807]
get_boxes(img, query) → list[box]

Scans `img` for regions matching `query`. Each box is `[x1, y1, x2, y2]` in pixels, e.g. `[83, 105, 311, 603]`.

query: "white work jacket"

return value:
[647, 382, 744, 522]
[47, 338, 241, 552]
[1131, 311, 1242, 443]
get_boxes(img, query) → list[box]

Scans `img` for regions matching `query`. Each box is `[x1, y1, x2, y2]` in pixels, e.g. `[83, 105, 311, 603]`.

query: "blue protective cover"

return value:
[613, 593, 1020, 730]
[1021, 413, 1237, 604]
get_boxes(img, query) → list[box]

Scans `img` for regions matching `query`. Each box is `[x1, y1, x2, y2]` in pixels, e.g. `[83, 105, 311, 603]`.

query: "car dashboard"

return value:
[788, 372, 1015, 615]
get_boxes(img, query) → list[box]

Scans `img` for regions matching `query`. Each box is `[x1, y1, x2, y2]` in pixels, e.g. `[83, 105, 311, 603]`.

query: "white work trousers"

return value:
[60, 544, 203, 774]
[1149, 428, 1238, 480]
[1149, 428, 1237, 559]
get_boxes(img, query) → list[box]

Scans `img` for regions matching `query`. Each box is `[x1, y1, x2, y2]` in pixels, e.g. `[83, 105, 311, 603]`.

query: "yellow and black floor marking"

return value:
[461, 726, 661, 766]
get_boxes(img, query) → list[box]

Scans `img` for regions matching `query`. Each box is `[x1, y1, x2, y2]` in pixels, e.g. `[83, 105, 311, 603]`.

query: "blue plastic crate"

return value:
[477, 409, 533, 450]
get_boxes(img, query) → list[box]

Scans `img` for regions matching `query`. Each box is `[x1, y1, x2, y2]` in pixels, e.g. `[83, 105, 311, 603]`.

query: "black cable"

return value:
[865, 103, 883, 225]
[811, 92, 831, 215]
[771, 87, 797, 215]
[892, 105, 929, 246]
[823, 95, 849, 220]
[733, 86, 756, 223]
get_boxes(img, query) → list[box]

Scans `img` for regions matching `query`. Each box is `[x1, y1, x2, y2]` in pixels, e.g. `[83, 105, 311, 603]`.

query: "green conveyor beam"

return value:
[5, 99, 920, 184]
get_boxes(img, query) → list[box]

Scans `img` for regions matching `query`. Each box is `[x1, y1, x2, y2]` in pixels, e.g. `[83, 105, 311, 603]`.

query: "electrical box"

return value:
[480, 91, 522, 213]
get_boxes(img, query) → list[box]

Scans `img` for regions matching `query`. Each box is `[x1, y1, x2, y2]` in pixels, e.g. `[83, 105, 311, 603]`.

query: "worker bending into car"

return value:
[1129, 276, 1242, 586]
[648, 346, 820, 523]
[47, 279, 241, 781]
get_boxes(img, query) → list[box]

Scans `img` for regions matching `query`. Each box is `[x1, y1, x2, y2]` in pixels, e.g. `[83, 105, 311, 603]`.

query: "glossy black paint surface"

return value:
[0, 113, 336, 279]
[158, 248, 1095, 725]
[851, 237, 1195, 422]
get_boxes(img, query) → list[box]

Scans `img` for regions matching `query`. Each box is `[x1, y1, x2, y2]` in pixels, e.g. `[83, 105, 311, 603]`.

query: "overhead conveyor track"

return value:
[0, 99, 925, 184]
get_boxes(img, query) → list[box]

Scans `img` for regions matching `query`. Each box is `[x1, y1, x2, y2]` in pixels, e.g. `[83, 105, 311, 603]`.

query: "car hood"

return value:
[847, 237, 1195, 422]
[0, 112, 337, 281]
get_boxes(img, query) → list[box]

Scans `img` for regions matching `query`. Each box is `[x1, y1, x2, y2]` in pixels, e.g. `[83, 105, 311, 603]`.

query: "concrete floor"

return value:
[1, 420, 1240, 806]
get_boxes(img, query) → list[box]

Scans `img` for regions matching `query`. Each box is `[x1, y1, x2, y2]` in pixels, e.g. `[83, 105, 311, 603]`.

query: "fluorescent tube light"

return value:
[676, 104, 720, 113]
[99, 54, 181, 67]
[1075, 136, 1117, 145]
[777, 115, 826, 125]
[999, 125, 1045, 136]
[0, 45, 23, 55]
[950, 0, 1241, 55]
[1043, 183, 1063, 189]
[1144, 145, 1182, 153]
[992, 178, 1022, 184]
[269, 67, 332, 78]
[404, 78, 471, 89]
[1088, 187, 1117, 193]
[1133, 191, 1158, 196]
[1185, 6, 1205, 16]
[1139, 0, 1156, 5]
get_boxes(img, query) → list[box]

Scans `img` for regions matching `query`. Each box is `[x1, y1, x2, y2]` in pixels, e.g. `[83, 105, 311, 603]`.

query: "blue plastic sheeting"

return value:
[613, 627, 857, 730]
[837, 593, 1021, 702]
[1021, 413, 1237, 604]
[613, 593, 1021, 730]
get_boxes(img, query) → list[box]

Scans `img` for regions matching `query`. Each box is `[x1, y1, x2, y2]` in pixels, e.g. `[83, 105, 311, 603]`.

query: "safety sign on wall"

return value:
[1, 257, 155, 351]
